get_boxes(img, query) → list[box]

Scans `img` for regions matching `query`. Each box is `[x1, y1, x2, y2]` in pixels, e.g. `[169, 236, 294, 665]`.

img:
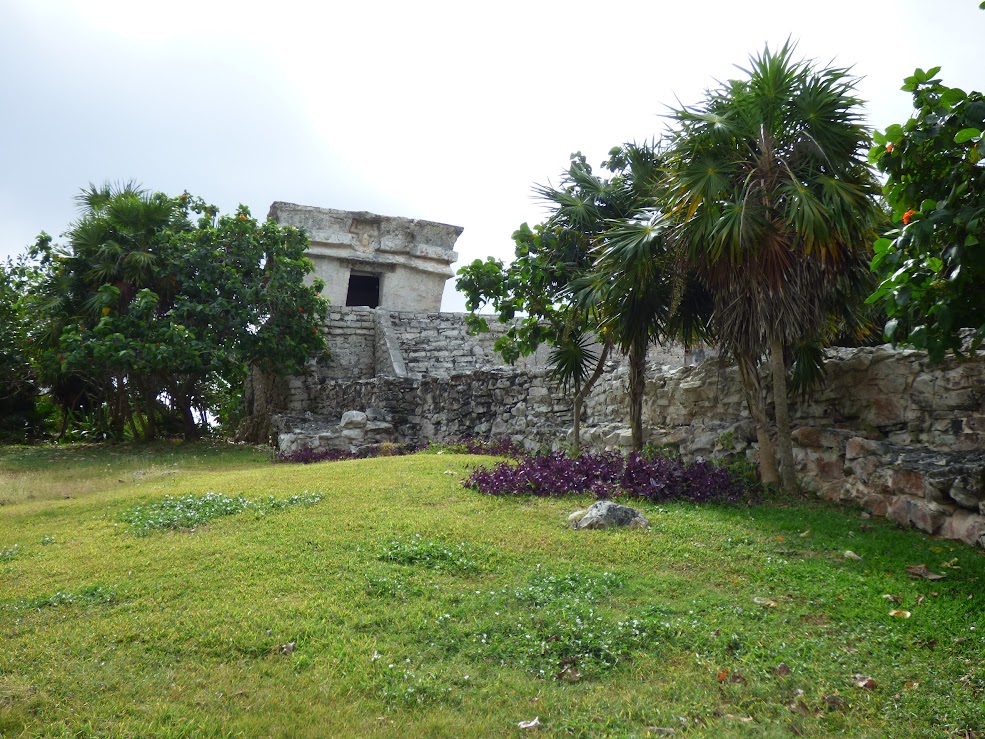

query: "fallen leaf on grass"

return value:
[724, 714, 753, 723]
[904, 681, 920, 689]
[787, 699, 819, 718]
[442, 470, 455, 475]
[851, 674, 877, 689]
[774, 663, 792, 677]
[798, 530, 811, 538]
[279, 641, 295, 655]
[824, 694, 847, 711]
[753, 597, 778, 608]
[843, 550, 862, 561]
[889, 609, 911, 619]
[905, 564, 946, 580]
[881, 594, 902, 603]
[518, 716, 540, 730]
[717, 669, 730, 682]
[940, 558, 960, 569]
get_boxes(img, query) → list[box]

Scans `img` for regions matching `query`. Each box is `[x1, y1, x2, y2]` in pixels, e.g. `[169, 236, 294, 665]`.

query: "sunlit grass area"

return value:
[1, 444, 983, 737]
[0, 441, 270, 506]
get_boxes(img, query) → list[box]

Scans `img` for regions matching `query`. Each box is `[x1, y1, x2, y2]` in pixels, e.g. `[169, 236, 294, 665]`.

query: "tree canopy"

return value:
[663, 41, 882, 490]
[867, 67, 985, 360]
[23, 183, 328, 440]
[457, 146, 708, 450]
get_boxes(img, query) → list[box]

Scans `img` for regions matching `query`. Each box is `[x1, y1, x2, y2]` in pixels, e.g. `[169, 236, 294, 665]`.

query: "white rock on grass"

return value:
[571, 500, 649, 530]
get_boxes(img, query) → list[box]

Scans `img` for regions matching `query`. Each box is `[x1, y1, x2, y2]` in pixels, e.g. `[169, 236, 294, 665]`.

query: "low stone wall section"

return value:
[278, 367, 573, 452]
[279, 307, 985, 549]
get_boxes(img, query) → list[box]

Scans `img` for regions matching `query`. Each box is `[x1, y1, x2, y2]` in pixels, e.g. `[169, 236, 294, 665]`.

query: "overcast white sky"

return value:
[2, 1, 983, 310]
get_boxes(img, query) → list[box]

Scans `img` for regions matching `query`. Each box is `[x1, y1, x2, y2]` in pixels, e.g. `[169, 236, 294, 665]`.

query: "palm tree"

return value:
[582, 208, 712, 451]
[541, 144, 703, 451]
[664, 41, 881, 491]
[31, 182, 188, 439]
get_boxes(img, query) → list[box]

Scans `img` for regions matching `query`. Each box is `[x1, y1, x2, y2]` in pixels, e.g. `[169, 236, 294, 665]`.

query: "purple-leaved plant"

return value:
[464, 451, 751, 504]
[276, 437, 522, 464]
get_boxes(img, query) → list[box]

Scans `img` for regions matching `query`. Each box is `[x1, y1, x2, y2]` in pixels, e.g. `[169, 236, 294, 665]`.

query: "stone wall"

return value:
[276, 368, 572, 453]
[321, 307, 376, 380]
[270, 307, 985, 549]
[577, 347, 985, 548]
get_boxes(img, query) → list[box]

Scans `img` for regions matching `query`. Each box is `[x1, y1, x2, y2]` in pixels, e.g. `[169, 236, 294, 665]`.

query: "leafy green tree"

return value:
[29, 183, 328, 440]
[459, 146, 709, 451]
[457, 212, 611, 453]
[664, 41, 882, 491]
[867, 67, 985, 360]
[0, 259, 47, 441]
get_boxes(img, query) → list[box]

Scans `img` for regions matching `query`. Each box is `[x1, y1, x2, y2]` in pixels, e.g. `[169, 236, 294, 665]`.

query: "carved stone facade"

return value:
[268, 203, 461, 312]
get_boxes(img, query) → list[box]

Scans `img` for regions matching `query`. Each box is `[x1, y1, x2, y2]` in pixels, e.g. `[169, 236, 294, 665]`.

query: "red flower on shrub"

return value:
[886, 143, 894, 154]
[902, 209, 917, 225]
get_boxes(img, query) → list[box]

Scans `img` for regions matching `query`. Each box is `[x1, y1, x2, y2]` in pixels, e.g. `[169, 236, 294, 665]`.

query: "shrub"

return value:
[464, 451, 751, 504]
[421, 437, 524, 457]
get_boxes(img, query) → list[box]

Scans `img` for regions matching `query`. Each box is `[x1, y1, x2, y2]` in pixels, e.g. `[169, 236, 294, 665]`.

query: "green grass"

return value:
[1, 443, 983, 737]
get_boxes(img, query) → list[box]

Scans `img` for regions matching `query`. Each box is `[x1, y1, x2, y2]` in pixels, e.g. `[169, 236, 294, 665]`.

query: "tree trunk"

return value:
[236, 368, 278, 445]
[572, 391, 583, 455]
[770, 336, 799, 494]
[735, 350, 780, 486]
[570, 340, 612, 454]
[179, 380, 201, 440]
[140, 382, 157, 441]
[628, 342, 647, 452]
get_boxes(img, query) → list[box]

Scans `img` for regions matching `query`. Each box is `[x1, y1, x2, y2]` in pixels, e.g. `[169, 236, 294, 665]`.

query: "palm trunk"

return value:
[770, 336, 799, 494]
[735, 350, 780, 486]
[570, 340, 612, 454]
[628, 342, 647, 452]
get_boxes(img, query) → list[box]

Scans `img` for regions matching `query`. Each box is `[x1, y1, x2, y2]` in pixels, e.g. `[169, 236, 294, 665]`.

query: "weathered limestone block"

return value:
[571, 501, 649, 530]
[939, 510, 985, 548]
[845, 437, 884, 460]
[891, 468, 929, 498]
[340, 410, 368, 429]
[887, 496, 948, 535]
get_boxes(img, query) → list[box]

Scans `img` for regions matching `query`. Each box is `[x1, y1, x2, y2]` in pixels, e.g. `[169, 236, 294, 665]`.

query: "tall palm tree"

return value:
[542, 143, 706, 451]
[665, 41, 881, 491]
[583, 208, 712, 450]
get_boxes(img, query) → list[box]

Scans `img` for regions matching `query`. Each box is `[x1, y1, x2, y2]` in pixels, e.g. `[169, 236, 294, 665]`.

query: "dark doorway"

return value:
[345, 273, 380, 308]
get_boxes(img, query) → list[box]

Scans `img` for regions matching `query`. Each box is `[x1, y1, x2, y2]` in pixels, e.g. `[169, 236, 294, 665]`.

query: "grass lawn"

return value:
[1, 443, 983, 737]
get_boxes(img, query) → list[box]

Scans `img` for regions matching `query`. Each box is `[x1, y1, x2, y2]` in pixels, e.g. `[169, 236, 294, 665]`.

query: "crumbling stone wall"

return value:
[276, 368, 572, 452]
[578, 347, 985, 548]
[271, 307, 984, 549]
[321, 307, 376, 380]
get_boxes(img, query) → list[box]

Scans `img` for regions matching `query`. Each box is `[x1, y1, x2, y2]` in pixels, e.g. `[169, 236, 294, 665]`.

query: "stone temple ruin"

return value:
[268, 202, 461, 312]
[252, 204, 985, 550]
